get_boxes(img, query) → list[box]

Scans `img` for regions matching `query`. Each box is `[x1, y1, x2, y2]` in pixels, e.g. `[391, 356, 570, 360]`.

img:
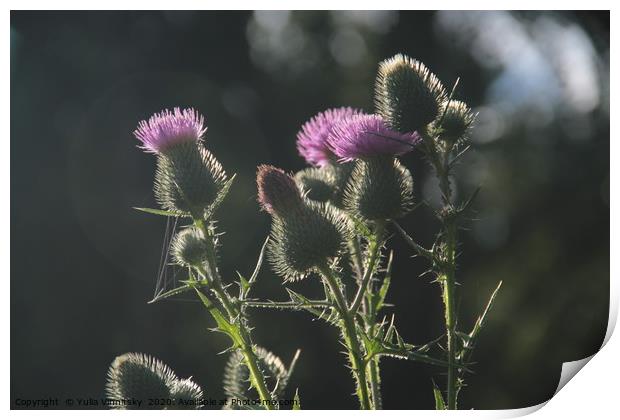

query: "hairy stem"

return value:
[436, 139, 459, 410]
[194, 218, 274, 409]
[318, 263, 372, 410]
[443, 221, 457, 410]
[421, 128, 460, 409]
[368, 354, 382, 409]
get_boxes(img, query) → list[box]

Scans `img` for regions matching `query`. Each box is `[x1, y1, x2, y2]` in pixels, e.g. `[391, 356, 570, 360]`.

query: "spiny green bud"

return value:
[375, 54, 446, 133]
[295, 167, 335, 203]
[105, 353, 177, 409]
[170, 378, 204, 409]
[438, 100, 475, 146]
[268, 202, 350, 281]
[344, 156, 414, 221]
[171, 227, 208, 267]
[257, 165, 304, 217]
[154, 142, 228, 217]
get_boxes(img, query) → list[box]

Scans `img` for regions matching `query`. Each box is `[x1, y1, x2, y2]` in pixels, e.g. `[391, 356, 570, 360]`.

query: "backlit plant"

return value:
[107, 53, 501, 410]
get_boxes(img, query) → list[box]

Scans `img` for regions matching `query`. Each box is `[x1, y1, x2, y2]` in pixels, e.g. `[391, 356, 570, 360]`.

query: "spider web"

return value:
[151, 216, 198, 303]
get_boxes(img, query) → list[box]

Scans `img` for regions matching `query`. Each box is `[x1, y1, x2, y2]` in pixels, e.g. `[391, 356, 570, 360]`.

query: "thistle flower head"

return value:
[257, 165, 303, 216]
[344, 156, 414, 221]
[105, 353, 177, 409]
[134, 108, 207, 154]
[297, 107, 364, 167]
[328, 114, 420, 161]
[438, 100, 475, 145]
[375, 54, 446, 133]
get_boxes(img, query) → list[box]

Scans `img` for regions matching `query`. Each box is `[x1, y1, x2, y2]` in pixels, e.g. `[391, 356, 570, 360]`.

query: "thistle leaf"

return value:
[149, 283, 194, 304]
[204, 174, 237, 220]
[432, 381, 446, 410]
[133, 207, 189, 217]
[461, 281, 502, 362]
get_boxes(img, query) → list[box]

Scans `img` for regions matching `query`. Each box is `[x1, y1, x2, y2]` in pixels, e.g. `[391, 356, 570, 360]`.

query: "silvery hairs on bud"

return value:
[106, 353, 177, 409]
[375, 54, 447, 133]
[170, 378, 204, 410]
[171, 227, 209, 267]
[344, 156, 414, 222]
[437, 100, 475, 146]
[106, 353, 203, 410]
[154, 142, 227, 217]
[268, 201, 351, 281]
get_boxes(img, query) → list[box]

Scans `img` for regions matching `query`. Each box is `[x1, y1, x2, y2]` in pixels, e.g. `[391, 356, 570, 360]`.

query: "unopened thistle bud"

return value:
[257, 166, 349, 281]
[171, 227, 208, 267]
[375, 54, 446, 133]
[438, 100, 475, 146]
[295, 167, 335, 203]
[269, 203, 349, 281]
[257, 165, 304, 217]
[344, 156, 414, 221]
[134, 108, 228, 217]
[105, 353, 177, 409]
[170, 378, 204, 410]
[296, 107, 364, 167]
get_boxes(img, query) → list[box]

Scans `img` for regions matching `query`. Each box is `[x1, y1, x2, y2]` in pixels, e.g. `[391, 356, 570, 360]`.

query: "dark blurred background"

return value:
[11, 11, 609, 410]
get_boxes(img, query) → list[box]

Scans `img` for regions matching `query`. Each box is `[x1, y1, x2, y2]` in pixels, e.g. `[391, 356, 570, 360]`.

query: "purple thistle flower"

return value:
[327, 114, 420, 161]
[297, 107, 364, 167]
[133, 107, 207, 154]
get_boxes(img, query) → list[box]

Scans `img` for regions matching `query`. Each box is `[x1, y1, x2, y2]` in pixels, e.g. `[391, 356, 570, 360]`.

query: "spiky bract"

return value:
[171, 227, 208, 267]
[154, 142, 227, 217]
[344, 156, 414, 221]
[170, 378, 204, 409]
[438, 100, 475, 146]
[268, 202, 349, 281]
[105, 353, 177, 409]
[375, 54, 446, 133]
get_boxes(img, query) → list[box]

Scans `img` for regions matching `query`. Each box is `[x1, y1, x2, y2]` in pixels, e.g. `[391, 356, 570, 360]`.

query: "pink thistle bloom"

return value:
[133, 107, 207, 154]
[328, 114, 420, 161]
[297, 107, 364, 167]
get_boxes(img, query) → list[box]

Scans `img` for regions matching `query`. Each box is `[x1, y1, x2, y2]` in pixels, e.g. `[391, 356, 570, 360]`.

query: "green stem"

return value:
[194, 218, 274, 409]
[349, 223, 384, 315]
[434, 137, 459, 410]
[443, 221, 457, 410]
[368, 356, 382, 409]
[318, 263, 372, 410]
